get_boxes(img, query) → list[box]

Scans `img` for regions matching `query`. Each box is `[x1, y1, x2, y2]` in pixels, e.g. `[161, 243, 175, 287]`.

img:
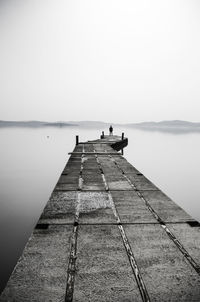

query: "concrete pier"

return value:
[1, 134, 200, 301]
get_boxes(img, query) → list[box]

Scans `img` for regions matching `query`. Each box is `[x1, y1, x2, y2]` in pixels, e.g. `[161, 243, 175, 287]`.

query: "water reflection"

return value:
[0, 127, 200, 292]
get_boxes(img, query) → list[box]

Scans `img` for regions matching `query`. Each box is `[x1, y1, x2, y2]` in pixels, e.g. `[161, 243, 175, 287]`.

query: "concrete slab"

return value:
[58, 175, 79, 184]
[68, 158, 82, 162]
[108, 180, 133, 191]
[82, 174, 103, 182]
[81, 184, 106, 191]
[63, 164, 81, 170]
[83, 144, 94, 152]
[73, 225, 142, 302]
[82, 170, 102, 176]
[93, 144, 114, 153]
[166, 223, 200, 266]
[40, 191, 116, 224]
[125, 224, 200, 301]
[64, 162, 81, 168]
[98, 156, 119, 167]
[55, 183, 79, 191]
[62, 170, 80, 176]
[125, 173, 159, 190]
[83, 157, 97, 162]
[111, 156, 140, 174]
[111, 190, 157, 223]
[67, 156, 82, 163]
[62, 166, 81, 175]
[73, 145, 84, 152]
[83, 164, 100, 171]
[82, 161, 106, 190]
[102, 167, 121, 175]
[105, 174, 126, 181]
[39, 191, 77, 223]
[78, 192, 116, 224]
[97, 159, 134, 190]
[0, 225, 73, 302]
[141, 190, 193, 222]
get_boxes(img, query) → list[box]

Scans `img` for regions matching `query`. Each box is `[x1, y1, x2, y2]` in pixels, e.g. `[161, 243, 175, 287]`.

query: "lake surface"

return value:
[0, 126, 200, 292]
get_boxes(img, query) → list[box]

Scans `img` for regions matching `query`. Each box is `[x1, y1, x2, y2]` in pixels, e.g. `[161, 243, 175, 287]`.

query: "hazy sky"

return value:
[0, 0, 200, 123]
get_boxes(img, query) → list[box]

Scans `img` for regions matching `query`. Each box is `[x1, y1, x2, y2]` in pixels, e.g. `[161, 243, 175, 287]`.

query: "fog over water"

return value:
[0, 127, 200, 292]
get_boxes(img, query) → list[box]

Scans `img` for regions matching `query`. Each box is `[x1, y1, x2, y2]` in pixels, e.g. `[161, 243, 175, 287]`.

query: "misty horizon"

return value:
[1, 119, 200, 134]
[1, 119, 200, 125]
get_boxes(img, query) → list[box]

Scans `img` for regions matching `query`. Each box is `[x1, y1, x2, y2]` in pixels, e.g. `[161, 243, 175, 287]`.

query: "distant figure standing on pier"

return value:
[109, 125, 113, 135]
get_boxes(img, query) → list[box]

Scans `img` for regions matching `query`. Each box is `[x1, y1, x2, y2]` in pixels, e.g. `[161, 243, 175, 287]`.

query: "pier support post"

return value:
[122, 133, 124, 140]
[76, 135, 79, 145]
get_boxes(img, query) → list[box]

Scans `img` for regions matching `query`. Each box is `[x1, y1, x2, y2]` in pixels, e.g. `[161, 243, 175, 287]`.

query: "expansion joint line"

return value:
[93, 145, 151, 302]
[65, 220, 79, 302]
[65, 193, 80, 302]
[109, 155, 200, 275]
[65, 145, 85, 301]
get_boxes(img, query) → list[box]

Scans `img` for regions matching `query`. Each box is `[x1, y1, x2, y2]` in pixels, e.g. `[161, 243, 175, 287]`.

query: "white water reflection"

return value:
[0, 127, 200, 292]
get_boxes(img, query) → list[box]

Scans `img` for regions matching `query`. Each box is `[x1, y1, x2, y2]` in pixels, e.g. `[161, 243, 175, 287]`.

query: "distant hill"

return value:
[125, 120, 200, 133]
[0, 120, 110, 128]
[0, 120, 77, 128]
[126, 120, 200, 128]
[1, 120, 200, 133]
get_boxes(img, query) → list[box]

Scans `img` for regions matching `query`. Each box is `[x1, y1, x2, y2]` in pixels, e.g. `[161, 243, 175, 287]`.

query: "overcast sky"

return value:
[0, 0, 200, 123]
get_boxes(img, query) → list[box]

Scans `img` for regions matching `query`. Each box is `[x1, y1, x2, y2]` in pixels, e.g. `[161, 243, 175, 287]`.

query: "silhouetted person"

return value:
[109, 125, 113, 135]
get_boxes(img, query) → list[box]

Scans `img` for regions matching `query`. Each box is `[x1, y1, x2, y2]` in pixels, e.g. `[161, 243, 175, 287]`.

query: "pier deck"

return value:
[1, 134, 200, 301]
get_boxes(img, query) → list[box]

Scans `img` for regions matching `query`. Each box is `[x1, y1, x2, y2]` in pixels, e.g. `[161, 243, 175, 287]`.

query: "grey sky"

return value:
[0, 0, 200, 123]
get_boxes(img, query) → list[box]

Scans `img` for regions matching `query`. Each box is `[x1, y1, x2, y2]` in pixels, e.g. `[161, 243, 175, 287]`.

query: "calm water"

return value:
[0, 127, 200, 292]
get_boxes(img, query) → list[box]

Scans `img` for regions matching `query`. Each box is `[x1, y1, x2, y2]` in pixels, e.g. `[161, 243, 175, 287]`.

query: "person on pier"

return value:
[109, 125, 113, 135]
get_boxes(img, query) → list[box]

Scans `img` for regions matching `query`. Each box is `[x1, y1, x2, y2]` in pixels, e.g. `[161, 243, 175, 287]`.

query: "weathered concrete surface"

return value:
[1, 133, 200, 301]
[40, 191, 77, 224]
[166, 223, 200, 266]
[111, 190, 158, 223]
[0, 225, 73, 302]
[73, 225, 142, 302]
[125, 224, 200, 301]
[78, 192, 116, 224]
[141, 190, 193, 223]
